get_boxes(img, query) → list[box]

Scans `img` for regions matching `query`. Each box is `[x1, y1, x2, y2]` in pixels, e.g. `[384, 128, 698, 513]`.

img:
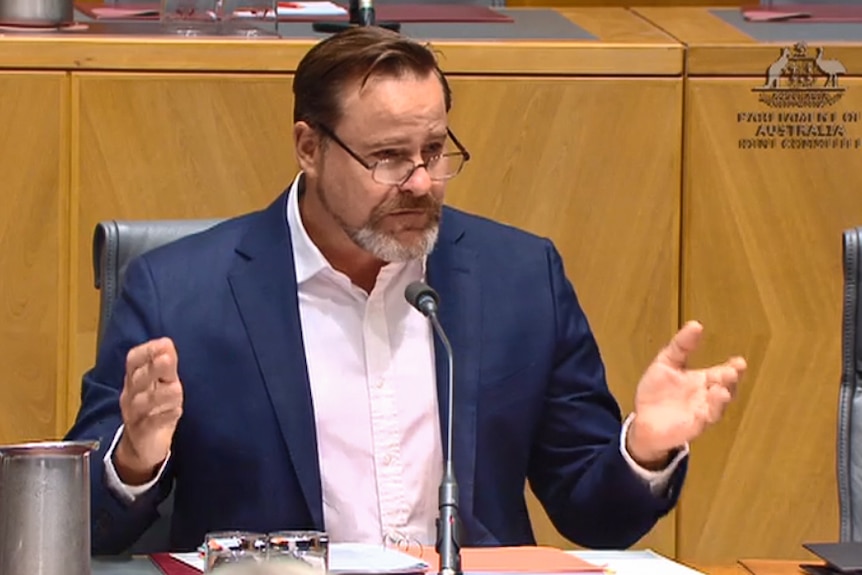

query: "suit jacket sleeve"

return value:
[526, 241, 687, 549]
[65, 255, 175, 555]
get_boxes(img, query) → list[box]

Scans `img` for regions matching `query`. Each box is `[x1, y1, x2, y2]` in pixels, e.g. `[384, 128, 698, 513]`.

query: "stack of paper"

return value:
[571, 549, 706, 575]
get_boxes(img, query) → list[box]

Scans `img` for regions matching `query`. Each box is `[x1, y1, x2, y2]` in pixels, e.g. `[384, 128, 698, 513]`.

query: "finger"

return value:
[658, 320, 704, 368]
[706, 360, 746, 397]
[150, 380, 183, 411]
[706, 385, 732, 423]
[126, 383, 182, 426]
[150, 350, 179, 384]
[125, 338, 176, 382]
[728, 356, 748, 374]
[127, 358, 158, 396]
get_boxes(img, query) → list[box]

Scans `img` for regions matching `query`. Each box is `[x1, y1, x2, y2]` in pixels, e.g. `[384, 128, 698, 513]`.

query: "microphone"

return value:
[311, 0, 402, 34]
[404, 281, 462, 575]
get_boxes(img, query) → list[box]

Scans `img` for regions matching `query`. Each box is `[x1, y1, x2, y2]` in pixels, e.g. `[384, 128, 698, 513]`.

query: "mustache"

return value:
[369, 194, 442, 222]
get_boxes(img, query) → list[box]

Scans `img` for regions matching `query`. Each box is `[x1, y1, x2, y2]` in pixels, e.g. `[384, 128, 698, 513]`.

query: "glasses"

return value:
[316, 124, 470, 186]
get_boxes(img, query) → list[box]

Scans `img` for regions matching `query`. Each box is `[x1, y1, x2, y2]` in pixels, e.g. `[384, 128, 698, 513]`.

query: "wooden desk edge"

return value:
[0, 36, 683, 75]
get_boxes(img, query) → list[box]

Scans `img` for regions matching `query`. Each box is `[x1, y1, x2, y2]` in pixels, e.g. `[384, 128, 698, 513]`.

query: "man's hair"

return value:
[293, 26, 452, 129]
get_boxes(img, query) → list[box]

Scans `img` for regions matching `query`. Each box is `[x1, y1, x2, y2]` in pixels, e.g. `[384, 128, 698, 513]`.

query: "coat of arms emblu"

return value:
[752, 41, 847, 108]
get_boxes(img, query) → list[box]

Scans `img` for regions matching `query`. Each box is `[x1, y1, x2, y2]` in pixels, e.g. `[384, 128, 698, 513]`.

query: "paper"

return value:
[169, 542, 428, 574]
[170, 552, 204, 572]
[329, 542, 429, 573]
[232, 1, 347, 17]
[571, 549, 706, 575]
[277, 2, 346, 16]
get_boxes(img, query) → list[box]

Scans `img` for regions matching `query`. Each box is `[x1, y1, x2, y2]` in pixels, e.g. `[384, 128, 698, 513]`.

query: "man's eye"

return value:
[375, 149, 401, 160]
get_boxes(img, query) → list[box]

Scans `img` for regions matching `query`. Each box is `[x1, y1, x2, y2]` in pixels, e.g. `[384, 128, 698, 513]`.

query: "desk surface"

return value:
[633, 6, 862, 75]
[0, 8, 682, 75]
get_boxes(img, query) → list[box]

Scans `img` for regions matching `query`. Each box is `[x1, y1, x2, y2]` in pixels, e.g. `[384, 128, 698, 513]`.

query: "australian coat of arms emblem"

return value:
[752, 41, 847, 108]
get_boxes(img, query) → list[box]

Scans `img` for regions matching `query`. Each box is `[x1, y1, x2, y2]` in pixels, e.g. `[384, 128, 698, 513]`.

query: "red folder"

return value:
[742, 4, 862, 22]
[150, 553, 202, 575]
[412, 546, 605, 573]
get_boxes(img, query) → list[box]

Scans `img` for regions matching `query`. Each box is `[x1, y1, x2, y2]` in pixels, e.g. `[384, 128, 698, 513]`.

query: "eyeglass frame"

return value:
[314, 123, 471, 186]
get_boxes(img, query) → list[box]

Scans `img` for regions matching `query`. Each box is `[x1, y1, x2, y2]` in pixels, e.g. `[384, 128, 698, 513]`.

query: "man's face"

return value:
[315, 71, 448, 263]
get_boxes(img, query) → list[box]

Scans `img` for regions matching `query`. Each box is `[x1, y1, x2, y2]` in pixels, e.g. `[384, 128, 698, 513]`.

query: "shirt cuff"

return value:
[103, 424, 171, 503]
[619, 413, 689, 497]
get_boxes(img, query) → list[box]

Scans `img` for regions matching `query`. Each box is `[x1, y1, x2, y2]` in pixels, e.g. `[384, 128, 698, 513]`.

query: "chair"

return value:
[93, 218, 225, 347]
[91, 218, 225, 552]
[839, 226, 862, 542]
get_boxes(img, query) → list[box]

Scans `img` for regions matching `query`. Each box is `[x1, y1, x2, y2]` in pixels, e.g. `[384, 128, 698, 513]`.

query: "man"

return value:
[66, 26, 746, 555]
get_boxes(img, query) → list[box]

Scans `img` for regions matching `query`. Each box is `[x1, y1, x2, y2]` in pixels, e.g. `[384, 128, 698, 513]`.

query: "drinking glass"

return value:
[204, 531, 269, 573]
[266, 530, 330, 574]
[160, 0, 219, 35]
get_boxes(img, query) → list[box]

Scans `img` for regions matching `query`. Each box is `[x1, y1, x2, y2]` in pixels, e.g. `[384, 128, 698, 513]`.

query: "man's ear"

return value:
[294, 121, 321, 178]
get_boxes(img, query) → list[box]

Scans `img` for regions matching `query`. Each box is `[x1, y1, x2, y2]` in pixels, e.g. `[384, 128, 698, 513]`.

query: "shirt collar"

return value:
[287, 173, 331, 285]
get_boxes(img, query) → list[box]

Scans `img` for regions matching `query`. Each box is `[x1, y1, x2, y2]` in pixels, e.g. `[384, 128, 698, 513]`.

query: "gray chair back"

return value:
[840, 226, 862, 542]
[93, 219, 225, 348]
[91, 218, 225, 553]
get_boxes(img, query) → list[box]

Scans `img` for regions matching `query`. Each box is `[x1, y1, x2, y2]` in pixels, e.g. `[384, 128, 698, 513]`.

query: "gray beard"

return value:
[318, 184, 440, 263]
[350, 223, 439, 263]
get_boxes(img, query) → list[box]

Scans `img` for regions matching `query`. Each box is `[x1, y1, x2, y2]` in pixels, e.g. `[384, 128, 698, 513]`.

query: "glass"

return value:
[218, 0, 277, 37]
[266, 530, 330, 574]
[204, 531, 268, 573]
[160, 0, 219, 35]
[316, 125, 471, 187]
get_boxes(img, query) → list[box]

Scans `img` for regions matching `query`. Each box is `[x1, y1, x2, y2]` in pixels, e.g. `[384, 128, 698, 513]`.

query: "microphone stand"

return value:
[311, 0, 401, 33]
[428, 312, 462, 575]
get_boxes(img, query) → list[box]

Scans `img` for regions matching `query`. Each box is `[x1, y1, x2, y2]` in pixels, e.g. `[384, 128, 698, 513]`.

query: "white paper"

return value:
[277, 2, 347, 16]
[171, 551, 205, 572]
[232, 2, 347, 18]
[570, 549, 706, 575]
[329, 543, 429, 573]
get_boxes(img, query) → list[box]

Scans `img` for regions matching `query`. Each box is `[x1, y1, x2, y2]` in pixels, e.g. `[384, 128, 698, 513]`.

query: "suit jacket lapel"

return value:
[227, 191, 324, 530]
[427, 208, 480, 529]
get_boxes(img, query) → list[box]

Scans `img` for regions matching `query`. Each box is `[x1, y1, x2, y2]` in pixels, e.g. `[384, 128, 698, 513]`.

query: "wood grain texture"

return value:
[0, 9, 682, 76]
[0, 72, 68, 444]
[559, 7, 679, 43]
[444, 76, 682, 555]
[69, 72, 299, 424]
[633, 6, 754, 45]
[633, 7, 862, 76]
[679, 78, 862, 563]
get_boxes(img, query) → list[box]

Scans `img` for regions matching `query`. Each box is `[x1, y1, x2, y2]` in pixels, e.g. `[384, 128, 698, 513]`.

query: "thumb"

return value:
[657, 320, 704, 369]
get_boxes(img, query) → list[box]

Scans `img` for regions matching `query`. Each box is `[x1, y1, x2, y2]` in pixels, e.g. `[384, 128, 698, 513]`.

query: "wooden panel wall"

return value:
[69, 73, 299, 424]
[679, 78, 862, 563]
[0, 72, 68, 444]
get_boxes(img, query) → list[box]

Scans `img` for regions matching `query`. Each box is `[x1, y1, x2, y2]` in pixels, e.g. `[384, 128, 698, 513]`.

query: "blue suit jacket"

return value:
[67, 191, 685, 554]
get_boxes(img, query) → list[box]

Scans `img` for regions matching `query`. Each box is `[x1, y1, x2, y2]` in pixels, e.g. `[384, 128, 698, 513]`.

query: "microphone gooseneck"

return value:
[404, 281, 462, 575]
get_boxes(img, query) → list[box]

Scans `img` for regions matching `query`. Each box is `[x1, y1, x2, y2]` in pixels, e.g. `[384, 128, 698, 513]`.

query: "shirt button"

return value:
[382, 454, 392, 465]
[376, 377, 385, 389]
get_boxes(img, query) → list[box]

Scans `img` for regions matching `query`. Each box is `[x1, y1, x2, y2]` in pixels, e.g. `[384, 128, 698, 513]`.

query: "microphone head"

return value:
[405, 281, 440, 317]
